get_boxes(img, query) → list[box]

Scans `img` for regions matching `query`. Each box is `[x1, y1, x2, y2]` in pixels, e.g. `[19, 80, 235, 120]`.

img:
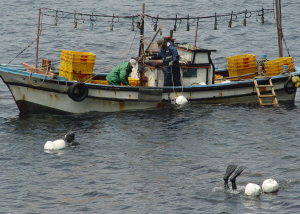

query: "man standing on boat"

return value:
[106, 59, 137, 86]
[151, 39, 181, 86]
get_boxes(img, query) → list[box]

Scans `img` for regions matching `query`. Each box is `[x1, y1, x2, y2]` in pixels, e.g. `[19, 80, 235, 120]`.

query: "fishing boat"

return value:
[0, 2, 299, 114]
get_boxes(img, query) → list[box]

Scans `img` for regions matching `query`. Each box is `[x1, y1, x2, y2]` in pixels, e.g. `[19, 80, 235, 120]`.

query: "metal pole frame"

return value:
[35, 8, 41, 72]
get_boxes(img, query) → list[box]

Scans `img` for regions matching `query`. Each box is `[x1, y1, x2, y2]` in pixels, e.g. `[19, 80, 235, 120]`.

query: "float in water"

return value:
[44, 133, 79, 150]
[223, 165, 279, 196]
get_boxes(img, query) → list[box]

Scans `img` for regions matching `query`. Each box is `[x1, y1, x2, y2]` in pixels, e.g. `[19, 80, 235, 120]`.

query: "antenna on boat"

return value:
[275, 0, 283, 57]
[35, 8, 42, 72]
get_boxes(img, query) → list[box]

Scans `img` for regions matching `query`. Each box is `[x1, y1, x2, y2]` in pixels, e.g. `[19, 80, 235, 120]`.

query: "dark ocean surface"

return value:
[1, 0, 300, 213]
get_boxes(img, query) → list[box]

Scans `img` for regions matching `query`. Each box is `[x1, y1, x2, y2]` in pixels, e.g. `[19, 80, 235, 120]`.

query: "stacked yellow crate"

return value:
[91, 77, 140, 86]
[264, 57, 294, 76]
[59, 50, 96, 82]
[227, 54, 256, 79]
[91, 80, 109, 85]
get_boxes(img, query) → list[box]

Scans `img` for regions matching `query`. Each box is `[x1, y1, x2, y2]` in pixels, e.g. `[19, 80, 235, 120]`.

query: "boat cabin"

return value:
[130, 38, 216, 87]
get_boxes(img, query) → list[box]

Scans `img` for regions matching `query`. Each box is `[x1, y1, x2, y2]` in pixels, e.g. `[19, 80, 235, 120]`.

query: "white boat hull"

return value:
[0, 66, 298, 114]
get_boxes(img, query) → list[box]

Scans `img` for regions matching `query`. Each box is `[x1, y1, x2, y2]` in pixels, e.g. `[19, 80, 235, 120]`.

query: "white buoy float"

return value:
[44, 139, 66, 150]
[44, 133, 80, 150]
[244, 183, 262, 196]
[175, 95, 188, 105]
[262, 178, 279, 193]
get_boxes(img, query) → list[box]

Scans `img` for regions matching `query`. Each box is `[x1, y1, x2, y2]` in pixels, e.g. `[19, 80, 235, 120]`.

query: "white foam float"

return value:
[262, 178, 279, 193]
[175, 95, 188, 105]
[44, 139, 66, 150]
[244, 183, 261, 196]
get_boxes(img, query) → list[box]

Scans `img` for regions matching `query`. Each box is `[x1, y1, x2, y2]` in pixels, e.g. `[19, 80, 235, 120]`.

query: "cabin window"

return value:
[182, 68, 197, 78]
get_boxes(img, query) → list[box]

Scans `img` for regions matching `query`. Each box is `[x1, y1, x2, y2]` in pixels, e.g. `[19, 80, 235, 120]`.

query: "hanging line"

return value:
[54, 10, 58, 25]
[186, 15, 190, 31]
[131, 17, 135, 31]
[141, 15, 154, 31]
[7, 38, 38, 64]
[126, 26, 139, 60]
[153, 15, 159, 31]
[228, 11, 237, 28]
[74, 10, 77, 28]
[243, 9, 252, 26]
[280, 28, 290, 56]
[257, 8, 265, 24]
[173, 14, 178, 31]
[90, 12, 97, 30]
[40, 7, 274, 23]
[143, 8, 274, 21]
[110, 14, 114, 31]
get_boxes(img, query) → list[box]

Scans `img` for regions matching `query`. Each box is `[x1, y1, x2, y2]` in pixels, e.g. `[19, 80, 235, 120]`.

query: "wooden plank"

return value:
[256, 85, 273, 87]
[259, 95, 277, 98]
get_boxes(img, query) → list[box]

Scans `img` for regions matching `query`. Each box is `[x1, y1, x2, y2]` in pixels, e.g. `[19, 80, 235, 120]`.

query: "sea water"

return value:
[1, 0, 300, 213]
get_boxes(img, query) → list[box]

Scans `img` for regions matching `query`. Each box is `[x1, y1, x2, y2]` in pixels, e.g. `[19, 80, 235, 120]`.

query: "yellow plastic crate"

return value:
[61, 50, 96, 60]
[278, 57, 293, 65]
[227, 54, 256, 65]
[227, 54, 256, 79]
[78, 74, 92, 83]
[228, 62, 256, 70]
[129, 77, 140, 86]
[121, 77, 140, 86]
[59, 67, 93, 82]
[266, 71, 281, 76]
[228, 67, 256, 79]
[91, 80, 109, 85]
[264, 57, 294, 75]
[60, 50, 96, 74]
[60, 56, 95, 74]
[59, 67, 79, 81]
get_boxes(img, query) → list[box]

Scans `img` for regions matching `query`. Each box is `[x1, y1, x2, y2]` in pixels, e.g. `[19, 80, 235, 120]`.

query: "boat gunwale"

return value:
[1, 65, 299, 93]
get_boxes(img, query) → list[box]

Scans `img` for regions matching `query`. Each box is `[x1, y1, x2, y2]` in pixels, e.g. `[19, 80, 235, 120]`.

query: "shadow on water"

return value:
[3, 99, 298, 136]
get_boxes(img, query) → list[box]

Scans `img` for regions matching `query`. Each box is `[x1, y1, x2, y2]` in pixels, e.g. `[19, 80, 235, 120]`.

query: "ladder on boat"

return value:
[253, 77, 278, 106]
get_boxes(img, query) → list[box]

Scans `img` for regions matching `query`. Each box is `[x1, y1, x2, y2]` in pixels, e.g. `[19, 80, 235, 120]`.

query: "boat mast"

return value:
[35, 8, 41, 71]
[275, 0, 283, 57]
[195, 17, 199, 47]
[139, 3, 145, 57]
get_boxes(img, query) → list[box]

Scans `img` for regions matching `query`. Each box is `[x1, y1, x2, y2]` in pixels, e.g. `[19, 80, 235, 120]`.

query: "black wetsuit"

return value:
[68, 141, 80, 147]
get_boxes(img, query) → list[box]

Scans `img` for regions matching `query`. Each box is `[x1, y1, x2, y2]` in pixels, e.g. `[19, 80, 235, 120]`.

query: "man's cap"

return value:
[129, 59, 137, 68]
[156, 39, 164, 48]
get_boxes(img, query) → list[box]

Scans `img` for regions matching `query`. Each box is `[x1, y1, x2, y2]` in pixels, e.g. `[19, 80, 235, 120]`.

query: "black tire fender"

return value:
[67, 82, 89, 102]
[284, 76, 296, 94]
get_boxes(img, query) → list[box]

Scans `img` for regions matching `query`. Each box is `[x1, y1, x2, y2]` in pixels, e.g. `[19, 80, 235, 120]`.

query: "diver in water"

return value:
[223, 165, 245, 191]
[65, 132, 80, 147]
[223, 165, 279, 196]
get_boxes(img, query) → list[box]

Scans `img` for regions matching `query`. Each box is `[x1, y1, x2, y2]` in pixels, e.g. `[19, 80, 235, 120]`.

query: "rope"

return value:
[57, 75, 68, 92]
[282, 33, 291, 57]
[28, 71, 47, 87]
[7, 38, 38, 64]
[126, 27, 139, 60]
[41, 8, 139, 19]
[40, 8, 274, 27]
[84, 24, 159, 83]
[142, 16, 154, 31]
[144, 9, 274, 20]
[170, 63, 184, 103]
[28, 67, 68, 92]
[8, 13, 43, 64]
[83, 34, 143, 83]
